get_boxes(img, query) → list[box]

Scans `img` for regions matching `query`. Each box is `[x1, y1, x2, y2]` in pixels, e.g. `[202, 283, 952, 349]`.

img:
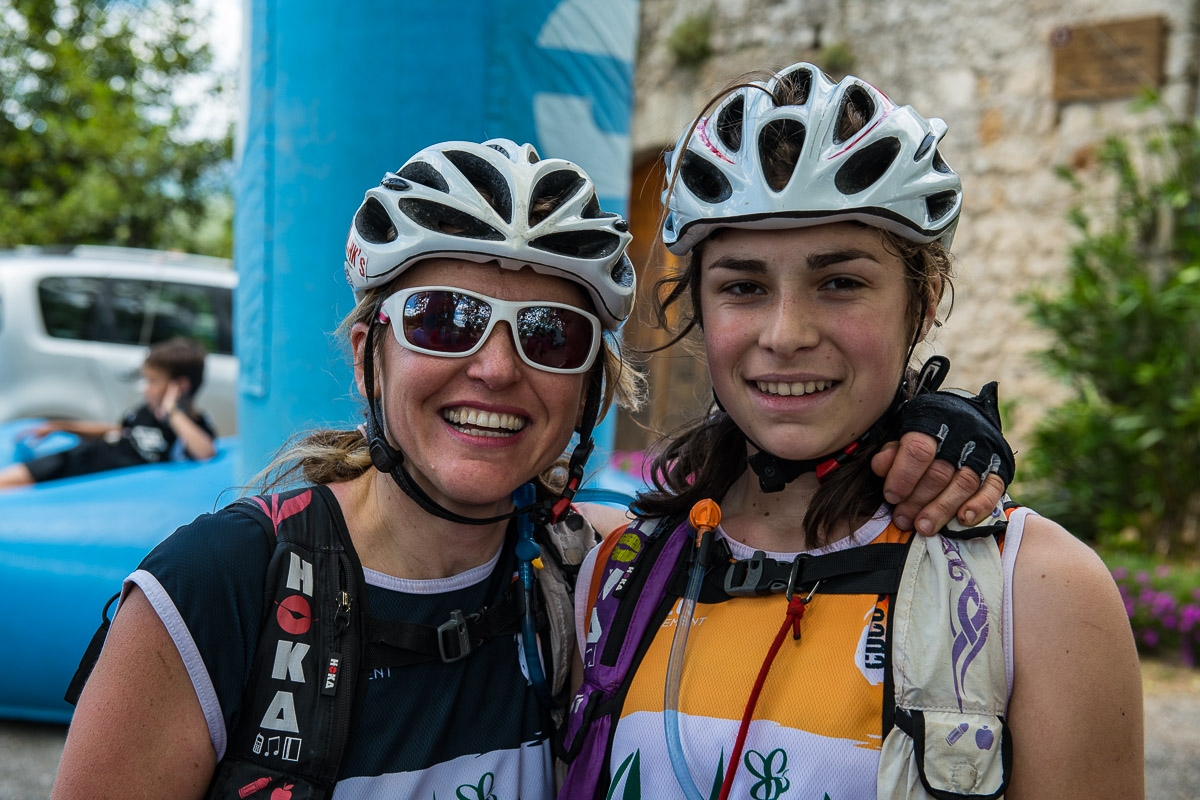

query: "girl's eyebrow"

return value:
[706, 256, 767, 274]
[707, 248, 880, 274]
[806, 249, 880, 270]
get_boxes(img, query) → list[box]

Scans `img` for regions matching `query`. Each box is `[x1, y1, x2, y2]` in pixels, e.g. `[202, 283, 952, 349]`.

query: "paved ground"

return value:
[2, 659, 1197, 799]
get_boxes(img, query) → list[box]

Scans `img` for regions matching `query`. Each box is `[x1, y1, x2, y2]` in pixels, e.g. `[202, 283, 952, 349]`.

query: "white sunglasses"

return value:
[378, 286, 602, 374]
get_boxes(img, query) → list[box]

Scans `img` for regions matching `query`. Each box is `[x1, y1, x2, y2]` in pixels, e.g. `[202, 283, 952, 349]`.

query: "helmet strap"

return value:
[548, 365, 604, 523]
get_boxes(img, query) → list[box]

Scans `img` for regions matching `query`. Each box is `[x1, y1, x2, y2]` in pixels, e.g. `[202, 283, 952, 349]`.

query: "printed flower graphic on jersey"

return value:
[744, 748, 790, 799]
[456, 772, 498, 800]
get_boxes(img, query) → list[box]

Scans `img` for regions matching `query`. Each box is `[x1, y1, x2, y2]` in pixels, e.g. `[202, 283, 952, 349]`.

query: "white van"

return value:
[0, 245, 238, 435]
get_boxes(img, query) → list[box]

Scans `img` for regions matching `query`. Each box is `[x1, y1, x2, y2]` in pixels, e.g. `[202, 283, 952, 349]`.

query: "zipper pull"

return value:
[335, 590, 352, 630]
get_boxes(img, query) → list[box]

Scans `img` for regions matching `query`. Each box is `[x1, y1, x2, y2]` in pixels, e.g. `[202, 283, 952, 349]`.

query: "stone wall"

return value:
[621, 0, 1198, 454]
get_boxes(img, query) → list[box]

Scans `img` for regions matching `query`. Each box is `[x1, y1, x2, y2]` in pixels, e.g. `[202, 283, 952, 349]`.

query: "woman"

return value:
[53, 138, 1009, 799]
[561, 65, 1142, 799]
[53, 139, 643, 799]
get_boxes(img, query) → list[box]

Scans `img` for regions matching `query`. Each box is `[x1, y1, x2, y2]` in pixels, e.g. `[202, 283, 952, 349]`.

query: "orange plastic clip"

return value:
[689, 498, 722, 546]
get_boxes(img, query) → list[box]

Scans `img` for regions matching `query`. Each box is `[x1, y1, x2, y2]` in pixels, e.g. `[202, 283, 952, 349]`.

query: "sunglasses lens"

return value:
[402, 291, 489, 353]
[517, 307, 595, 370]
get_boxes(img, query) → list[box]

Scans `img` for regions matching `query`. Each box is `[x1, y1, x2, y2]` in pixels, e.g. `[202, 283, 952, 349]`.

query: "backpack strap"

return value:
[206, 485, 368, 800]
[557, 514, 686, 795]
[876, 504, 1017, 800]
[362, 579, 541, 667]
[535, 507, 603, 699]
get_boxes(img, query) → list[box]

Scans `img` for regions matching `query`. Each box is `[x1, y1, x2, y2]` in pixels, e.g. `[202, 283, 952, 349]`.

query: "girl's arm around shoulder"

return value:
[51, 585, 217, 800]
[1006, 514, 1144, 800]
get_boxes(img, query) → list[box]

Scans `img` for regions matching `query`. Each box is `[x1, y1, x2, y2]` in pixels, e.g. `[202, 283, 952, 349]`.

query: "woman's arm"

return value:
[1006, 515, 1144, 799]
[51, 586, 217, 800]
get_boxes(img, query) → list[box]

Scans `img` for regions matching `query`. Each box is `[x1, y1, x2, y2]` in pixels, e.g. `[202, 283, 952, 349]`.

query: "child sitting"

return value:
[0, 337, 217, 489]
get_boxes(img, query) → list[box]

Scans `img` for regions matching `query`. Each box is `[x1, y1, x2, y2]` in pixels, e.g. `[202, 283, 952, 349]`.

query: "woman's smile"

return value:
[440, 405, 528, 438]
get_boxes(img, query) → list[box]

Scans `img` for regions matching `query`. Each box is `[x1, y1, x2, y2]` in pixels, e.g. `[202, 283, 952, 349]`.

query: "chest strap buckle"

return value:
[723, 550, 795, 596]
[437, 609, 474, 663]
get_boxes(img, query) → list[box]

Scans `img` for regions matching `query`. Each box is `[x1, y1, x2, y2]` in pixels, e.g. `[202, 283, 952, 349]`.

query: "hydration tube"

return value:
[514, 482, 555, 708]
[664, 499, 722, 799]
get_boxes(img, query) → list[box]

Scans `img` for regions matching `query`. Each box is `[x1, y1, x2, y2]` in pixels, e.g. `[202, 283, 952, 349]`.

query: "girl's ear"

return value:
[919, 276, 944, 341]
[351, 322, 375, 399]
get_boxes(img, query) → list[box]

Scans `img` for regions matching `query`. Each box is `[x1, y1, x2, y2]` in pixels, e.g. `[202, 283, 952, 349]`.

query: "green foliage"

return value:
[0, 0, 233, 256]
[667, 12, 713, 69]
[1021, 102, 1200, 554]
[819, 42, 856, 76]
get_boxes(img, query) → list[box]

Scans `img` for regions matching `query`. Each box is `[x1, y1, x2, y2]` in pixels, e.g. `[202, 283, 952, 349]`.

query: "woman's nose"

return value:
[465, 322, 523, 386]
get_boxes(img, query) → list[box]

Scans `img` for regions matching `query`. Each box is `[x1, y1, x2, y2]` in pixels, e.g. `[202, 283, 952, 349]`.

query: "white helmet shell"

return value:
[344, 139, 635, 330]
[662, 63, 963, 255]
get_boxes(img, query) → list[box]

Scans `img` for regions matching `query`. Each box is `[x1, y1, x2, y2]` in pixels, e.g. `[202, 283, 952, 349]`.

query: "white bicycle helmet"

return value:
[344, 138, 635, 330]
[662, 62, 963, 255]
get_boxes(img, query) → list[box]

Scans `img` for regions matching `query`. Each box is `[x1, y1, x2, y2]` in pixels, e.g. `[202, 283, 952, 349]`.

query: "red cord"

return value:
[717, 596, 806, 800]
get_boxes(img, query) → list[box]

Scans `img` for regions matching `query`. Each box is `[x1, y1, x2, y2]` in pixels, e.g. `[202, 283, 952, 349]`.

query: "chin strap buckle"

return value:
[550, 436, 595, 521]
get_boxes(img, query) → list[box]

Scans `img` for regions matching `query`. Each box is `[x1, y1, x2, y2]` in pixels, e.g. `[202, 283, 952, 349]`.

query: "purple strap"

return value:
[559, 517, 692, 795]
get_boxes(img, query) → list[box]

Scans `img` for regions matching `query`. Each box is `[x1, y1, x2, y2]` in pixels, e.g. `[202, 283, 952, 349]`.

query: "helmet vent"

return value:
[487, 142, 512, 159]
[444, 149, 513, 224]
[530, 170, 587, 225]
[758, 119, 806, 192]
[532, 230, 620, 260]
[834, 136, 901, 195]
[581, 193, 606, 220]
[716, 96, 745, 152]
[932, 149, 952, 174]
[354, 197, 398, 244]
[774, 66, 813, 107]
[397, 198, 504, 241]
[610, 255, 635, 288]
[398, 161, 450, 193]
[679, 151, 732, 203]
[833, 85, 876, 145]
[926, 190, 958, 222]
[914, 132, 936, 161]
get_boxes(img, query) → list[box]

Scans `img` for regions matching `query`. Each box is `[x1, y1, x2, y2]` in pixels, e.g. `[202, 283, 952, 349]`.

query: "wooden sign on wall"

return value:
[1051, 15, 1166, 103]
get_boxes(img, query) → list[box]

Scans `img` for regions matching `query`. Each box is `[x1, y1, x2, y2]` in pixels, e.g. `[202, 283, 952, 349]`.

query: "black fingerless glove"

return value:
[899, 380, 1016, 488]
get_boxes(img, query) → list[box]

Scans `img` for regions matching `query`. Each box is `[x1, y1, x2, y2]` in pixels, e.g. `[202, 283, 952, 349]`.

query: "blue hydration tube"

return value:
[664, 500, 721, 800]
[514, 482, 554, 708]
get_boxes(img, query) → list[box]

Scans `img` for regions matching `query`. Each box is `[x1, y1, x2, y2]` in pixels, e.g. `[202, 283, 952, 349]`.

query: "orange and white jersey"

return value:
[573, 507, 1026, 799]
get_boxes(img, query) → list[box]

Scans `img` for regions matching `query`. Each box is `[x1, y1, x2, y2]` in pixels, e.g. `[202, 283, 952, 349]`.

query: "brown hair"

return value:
[636, 72, 954, 547]
[144, 337, 207, 391]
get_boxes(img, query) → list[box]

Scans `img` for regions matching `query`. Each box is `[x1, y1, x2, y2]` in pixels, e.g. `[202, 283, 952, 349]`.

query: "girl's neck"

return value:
[329, 470, 511, 580]
[716, 470, 856, 553]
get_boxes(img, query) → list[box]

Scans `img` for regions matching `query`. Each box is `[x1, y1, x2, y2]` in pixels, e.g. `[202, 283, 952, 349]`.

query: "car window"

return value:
[148, 281, 234, 355]
[38, 276, 234, 356]
[37, 276, 106, 340]
[107, 278, 153, 345]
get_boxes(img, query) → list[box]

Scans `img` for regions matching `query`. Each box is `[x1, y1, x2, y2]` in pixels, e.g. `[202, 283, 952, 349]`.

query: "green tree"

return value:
[1023, 103, 1200, 556]
[0, 0, 232, 256]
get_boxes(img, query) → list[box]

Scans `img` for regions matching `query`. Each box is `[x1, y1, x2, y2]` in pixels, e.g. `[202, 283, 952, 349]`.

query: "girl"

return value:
[562, 64, 1142, 800]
